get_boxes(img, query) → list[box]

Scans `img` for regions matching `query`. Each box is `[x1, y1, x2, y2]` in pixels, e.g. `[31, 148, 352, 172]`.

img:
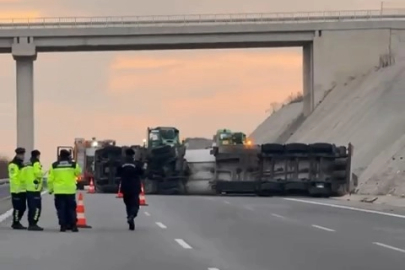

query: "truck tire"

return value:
[309, 143, 335, 154]
[261, 143, 284, 154]
[285, 143, 309, 153]
[337, 146, 347, 156]
[334, 157, 348, 170]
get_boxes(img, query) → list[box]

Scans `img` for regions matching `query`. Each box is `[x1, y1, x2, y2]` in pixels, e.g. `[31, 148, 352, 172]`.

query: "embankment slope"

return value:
[251, 60, 405, 196]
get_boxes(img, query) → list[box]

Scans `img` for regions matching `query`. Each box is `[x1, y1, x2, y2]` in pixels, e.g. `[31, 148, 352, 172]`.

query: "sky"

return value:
[0, 0, 401, 165]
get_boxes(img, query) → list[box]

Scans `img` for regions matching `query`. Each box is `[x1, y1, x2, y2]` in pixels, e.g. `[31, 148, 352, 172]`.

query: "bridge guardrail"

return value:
[0, 9, 405, 29]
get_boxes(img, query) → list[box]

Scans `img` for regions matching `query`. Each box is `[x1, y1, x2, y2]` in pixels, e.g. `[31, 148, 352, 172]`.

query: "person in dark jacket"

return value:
[8, 147, 27, 229]
[117, 148, 144, 231]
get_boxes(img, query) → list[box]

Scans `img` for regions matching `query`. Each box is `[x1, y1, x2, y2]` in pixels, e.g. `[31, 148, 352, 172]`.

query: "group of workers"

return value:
[7, 147, 144, 232]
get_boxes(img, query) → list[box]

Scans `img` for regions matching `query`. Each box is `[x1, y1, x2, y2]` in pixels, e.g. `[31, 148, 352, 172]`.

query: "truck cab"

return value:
[147, 127, 181, 148]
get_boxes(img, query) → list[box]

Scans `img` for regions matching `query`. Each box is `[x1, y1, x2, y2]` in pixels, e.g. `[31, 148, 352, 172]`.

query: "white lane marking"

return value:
[373, 242, 405, 253]
[312, 224, 335, 232]
[0, 190, 47, 223]
[284, 198, 405, 219]
[144, 211, 151, 216]
[271, 213, 286, 219]
[224, 200, 231, 204]
[208, 268, 220, 270]
[155, 222, 167, 229]
[175, 239, 193, 249]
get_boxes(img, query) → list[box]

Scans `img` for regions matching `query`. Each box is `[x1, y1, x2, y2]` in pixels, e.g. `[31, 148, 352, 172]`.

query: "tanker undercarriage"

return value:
[210, 145, 262, 195]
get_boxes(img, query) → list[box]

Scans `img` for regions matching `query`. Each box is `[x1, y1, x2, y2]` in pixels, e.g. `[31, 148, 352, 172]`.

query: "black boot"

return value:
[12, 222, 27, 230]
[71, 226, 79, 232]
[127, 217, 135, 231]
[28, 224, 44, 231]
[60, 225, 67, 232]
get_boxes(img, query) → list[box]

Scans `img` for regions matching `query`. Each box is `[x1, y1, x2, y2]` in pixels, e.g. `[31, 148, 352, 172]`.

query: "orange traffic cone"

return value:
[139, 183, 148, 206]
[116, 183, 123, 198]
[76, 192, 92, 228]
[87, 179, 95, 194]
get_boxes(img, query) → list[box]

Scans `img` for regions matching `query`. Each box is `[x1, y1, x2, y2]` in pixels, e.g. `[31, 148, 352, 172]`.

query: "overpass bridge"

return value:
[2, 8, 405, 155]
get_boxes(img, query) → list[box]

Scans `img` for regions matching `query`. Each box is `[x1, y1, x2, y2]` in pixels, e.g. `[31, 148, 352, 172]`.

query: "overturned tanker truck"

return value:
[257, 142, 353, 197]
[93, 145, 124, 193]
[209, 129, 261, 195]
[208, 133, 352, 197]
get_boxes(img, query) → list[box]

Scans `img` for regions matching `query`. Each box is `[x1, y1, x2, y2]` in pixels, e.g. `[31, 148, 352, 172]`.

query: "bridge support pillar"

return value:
[303, 42, 314, 117]
[12, 37, 37, 159]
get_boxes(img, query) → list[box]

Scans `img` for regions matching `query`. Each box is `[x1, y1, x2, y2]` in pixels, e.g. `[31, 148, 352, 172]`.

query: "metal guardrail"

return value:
[0, 178, 8, 185]
[0, 9, 405, 29]
[0, 178, 48, 186]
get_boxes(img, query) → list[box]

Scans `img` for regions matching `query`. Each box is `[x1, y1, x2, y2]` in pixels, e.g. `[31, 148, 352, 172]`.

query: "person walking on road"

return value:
[8, 147, 27, 230]
[117, 148, 145, 231]
[22, 150, 44, 231]
[48, 149, 82, 232]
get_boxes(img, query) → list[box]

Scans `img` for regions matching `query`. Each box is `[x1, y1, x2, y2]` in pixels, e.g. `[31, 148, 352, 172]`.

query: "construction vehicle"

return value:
[210, 129, 260, 194]
[93, 145, 123, 193]
[142, 126, 189, 194]
[56, 138, 116, 190]
[257, 143, 353, 197]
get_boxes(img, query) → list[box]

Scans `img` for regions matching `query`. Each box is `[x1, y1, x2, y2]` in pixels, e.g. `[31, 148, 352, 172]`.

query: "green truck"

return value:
[142, 127, 189, 194]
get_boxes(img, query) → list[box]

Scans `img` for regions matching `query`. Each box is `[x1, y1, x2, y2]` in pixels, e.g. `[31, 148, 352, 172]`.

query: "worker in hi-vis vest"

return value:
[48, 149, 82, 232]
[22, 150, 44, 231]
[8, 147, 27, 230]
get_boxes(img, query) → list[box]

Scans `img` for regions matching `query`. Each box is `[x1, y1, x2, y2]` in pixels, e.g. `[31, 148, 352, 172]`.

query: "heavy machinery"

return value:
[210, 129, 260, 194]
[257, 143, 353, 197]
[56, 137, 116, 190]
[142, 126, 189, 194]
[93, 145, 123, 193]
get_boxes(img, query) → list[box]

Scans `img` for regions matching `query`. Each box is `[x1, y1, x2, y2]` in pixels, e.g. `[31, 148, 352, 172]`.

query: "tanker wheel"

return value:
[144, 179, 158, 194]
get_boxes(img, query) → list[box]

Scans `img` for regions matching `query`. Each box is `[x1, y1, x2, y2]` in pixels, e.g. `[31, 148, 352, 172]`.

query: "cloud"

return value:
[105, 48, 302, 141]
[107, 49, 302, 98]
[0, 10, 42, 18]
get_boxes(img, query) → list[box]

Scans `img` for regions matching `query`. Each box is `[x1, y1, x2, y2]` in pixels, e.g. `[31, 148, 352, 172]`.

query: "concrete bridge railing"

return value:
[1, 9, 405, 29]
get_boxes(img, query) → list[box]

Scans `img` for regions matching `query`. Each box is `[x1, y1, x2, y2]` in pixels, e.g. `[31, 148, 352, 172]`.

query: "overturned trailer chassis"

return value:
[258, 143, 352, 197]
[144, 145, 189, 194]
[210, 145, 261, 194]
[94, 146, 123, 193]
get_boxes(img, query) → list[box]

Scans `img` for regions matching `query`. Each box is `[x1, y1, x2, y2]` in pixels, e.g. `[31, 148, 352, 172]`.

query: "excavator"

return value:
[141, 127, 189, 194]
[210, 129, 260, 194]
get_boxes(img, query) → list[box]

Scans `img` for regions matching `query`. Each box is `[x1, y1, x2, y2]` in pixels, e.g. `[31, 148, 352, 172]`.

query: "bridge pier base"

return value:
[12, 37, 37, 160]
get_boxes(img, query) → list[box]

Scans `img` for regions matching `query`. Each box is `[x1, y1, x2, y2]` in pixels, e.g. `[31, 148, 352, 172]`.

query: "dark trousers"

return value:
[26, 191, 42, 226]
[54, 194, 77, 227]
[11, 192, 26, 224]
[123, 193, 140, 219]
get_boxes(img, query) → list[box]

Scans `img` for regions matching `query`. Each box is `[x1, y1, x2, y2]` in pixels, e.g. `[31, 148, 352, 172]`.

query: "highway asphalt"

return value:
[1, 194, 405, 270]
